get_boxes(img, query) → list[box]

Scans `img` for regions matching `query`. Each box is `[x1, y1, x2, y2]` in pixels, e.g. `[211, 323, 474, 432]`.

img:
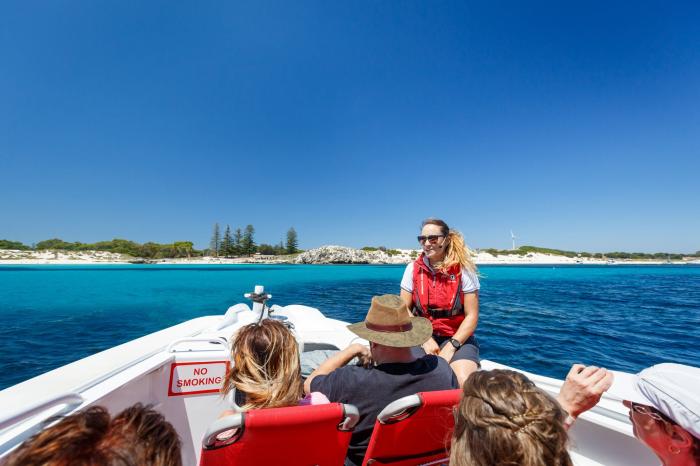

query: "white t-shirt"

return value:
[400, 259, 480, 294]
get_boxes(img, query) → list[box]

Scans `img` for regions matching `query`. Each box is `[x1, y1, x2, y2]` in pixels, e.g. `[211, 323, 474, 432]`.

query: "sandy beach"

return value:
[0, 248, 694, 266]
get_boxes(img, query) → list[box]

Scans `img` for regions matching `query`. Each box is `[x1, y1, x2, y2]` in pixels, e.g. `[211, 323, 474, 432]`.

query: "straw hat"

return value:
[347, 294, 432, 348]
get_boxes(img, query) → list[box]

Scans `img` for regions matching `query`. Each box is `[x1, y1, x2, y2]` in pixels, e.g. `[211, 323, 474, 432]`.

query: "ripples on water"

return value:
[0, 264, 698, 389]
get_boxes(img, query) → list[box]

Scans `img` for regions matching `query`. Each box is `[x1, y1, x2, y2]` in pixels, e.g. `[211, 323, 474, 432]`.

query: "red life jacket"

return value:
[411, 255, 464, 337]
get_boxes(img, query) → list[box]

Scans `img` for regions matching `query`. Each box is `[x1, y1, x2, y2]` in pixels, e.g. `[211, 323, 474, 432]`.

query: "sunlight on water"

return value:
[1, 264, 698, 389]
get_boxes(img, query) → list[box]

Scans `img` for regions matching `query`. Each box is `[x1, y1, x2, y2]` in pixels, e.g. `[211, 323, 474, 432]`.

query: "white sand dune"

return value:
[0, 248, 687, 265]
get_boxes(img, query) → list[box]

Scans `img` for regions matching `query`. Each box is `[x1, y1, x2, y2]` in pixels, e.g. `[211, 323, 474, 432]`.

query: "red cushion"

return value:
[362, 389, 462, 466]
[200, 403, 353, 466]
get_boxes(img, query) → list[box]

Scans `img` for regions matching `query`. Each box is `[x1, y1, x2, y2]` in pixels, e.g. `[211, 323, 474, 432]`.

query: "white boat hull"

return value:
[0, 299, 659, 465]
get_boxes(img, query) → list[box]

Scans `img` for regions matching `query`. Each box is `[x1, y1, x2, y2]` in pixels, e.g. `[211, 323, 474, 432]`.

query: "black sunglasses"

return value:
[417, 235, 445, 244]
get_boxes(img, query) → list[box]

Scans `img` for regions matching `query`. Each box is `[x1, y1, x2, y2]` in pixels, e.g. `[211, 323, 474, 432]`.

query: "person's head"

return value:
[610, 363, 700, 465]
[3, 404, 181, 466]
[419, 218, 476, 272]
[346, 294, 432, 361]
[450, 370, 572, 466]
[222, 319, 302, 410]
[347, 294, 431, 364]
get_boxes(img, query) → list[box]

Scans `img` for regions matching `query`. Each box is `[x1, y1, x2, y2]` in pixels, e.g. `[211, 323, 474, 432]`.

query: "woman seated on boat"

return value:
[451, 369, 574, 466]
[450, 365, 613, 466]
[400, 218, 480, 386]
[609, 363, 700, 466]
[219, 319, 328, 416]
[3, 403, 181, 466]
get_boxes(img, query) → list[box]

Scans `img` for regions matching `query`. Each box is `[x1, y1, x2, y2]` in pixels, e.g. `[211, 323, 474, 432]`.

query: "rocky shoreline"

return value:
[1, 246, 696, 265]
[294, 246, 415, 264]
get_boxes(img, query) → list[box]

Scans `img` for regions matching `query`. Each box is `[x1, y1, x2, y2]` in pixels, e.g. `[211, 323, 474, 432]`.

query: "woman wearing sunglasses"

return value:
[400, 218, 480, 386]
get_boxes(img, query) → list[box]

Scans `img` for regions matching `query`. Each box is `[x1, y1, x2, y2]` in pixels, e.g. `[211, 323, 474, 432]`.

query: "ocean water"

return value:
[0, 264, 698, 390]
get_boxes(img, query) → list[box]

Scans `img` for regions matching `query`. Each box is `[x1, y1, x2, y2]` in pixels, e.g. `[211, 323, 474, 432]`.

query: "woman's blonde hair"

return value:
[421, 218, 477, 273]
[222, 319, 303, 411]
[450, 370, 573, 466]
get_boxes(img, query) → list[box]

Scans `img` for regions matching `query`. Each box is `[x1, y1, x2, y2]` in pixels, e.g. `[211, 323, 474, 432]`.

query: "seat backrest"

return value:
[200, 402, 359, 466]
[362, 389, 462, 466]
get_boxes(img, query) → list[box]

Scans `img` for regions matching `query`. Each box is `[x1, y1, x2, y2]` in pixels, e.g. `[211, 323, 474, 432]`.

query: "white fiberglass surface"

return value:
[0, 303, 662, 466]
[72, 350, 230, 465]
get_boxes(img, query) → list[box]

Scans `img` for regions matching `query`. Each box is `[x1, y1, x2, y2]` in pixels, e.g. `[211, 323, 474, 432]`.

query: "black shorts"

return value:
[434, 334, 480, 365]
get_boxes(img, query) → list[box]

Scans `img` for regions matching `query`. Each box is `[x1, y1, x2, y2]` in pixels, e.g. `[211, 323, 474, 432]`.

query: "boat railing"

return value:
[0, 334, 228, 456]
[167, 336, 229, 353]
[0, 393, 85, 455]
[71, 327, 226, 396]
[524, 370, 632, 426]
[72, 344, 174, 395]
[483, 359, 633, 432]
[588, 398, 633, 425]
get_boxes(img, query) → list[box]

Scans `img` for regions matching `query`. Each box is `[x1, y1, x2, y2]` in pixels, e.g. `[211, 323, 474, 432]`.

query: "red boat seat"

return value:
[362, 389, 462, 466]
[200, 402, 359, 466]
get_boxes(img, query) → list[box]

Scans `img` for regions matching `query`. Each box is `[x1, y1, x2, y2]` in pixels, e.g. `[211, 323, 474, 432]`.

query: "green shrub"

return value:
[0, 239, 31, 250]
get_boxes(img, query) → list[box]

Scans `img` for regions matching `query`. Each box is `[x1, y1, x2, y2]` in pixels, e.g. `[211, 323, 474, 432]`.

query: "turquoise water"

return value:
[0, 264, 698, 390]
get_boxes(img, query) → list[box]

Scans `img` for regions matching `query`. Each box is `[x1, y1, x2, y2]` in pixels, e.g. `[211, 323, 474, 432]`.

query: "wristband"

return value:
[563, 414, 576, 430]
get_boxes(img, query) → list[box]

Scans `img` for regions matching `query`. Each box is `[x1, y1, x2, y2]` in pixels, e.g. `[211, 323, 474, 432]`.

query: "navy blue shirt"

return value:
[310, 354, 457, 466]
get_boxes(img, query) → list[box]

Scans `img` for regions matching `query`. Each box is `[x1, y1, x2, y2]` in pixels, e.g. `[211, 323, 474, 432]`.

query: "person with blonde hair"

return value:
[3, 404, 182, 466]
[400, 218, 480, 386]
[220, 319, 328, 416]
[451, 369, 573, 466]
[450, 365, 613, 466]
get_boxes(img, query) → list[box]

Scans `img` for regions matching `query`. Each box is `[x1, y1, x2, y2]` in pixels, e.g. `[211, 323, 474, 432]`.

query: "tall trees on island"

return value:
[0, 225, 304, 258]
[4, 231, 699, 260]
[286, 227, 298, 254]
[233, 228, 243, 256]
[204, 224, 300, 256]
[220, 226, 234, 257]
[241, 225, 256, 255]
[210, 223, 221, 257]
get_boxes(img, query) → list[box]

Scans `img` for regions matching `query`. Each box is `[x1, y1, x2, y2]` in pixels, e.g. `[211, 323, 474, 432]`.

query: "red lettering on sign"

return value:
[176, 376, 223, 388]
[168, 361, 229, 397]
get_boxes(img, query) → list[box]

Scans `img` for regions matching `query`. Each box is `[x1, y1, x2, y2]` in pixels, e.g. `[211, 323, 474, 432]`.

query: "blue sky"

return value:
[1, 1, 698, 252]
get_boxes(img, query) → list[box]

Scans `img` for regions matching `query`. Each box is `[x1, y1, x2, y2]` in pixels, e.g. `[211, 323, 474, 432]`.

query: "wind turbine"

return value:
[510, 230, 517, 250]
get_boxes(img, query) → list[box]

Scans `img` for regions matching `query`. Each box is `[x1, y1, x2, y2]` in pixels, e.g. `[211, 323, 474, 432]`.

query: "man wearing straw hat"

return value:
[304, 294, 458, 466]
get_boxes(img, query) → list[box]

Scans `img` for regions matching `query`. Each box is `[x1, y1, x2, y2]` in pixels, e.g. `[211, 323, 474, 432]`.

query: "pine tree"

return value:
[242, 224, 256, 255]
[210, 223, 221, 257]
[286, 227, 298, 254]
[233, 228, 243, 256]
[221, 225, 233, 257]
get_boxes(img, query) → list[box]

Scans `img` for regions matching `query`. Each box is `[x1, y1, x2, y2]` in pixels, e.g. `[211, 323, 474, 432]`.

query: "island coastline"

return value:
[1, 246, 696, 266]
